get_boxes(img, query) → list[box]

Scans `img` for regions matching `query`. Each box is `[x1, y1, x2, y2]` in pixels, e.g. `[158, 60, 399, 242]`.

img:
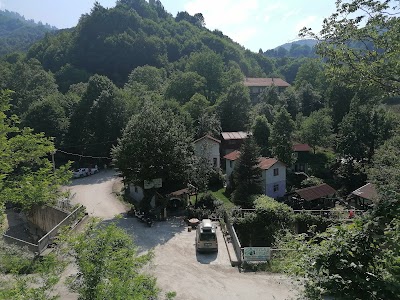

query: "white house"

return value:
[223, 151, 286, 199]
[128, 184, 156, 207]
[194, 135, 221, 168]
[259, 157, 286, 198]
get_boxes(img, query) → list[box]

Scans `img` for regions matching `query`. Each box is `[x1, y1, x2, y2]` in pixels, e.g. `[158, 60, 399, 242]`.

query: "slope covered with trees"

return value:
[0, 10, 56, 57]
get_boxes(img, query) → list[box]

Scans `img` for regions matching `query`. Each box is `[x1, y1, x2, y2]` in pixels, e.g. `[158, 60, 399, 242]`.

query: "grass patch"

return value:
[189, 187, 234, 210]
[210, 187, 235, 209]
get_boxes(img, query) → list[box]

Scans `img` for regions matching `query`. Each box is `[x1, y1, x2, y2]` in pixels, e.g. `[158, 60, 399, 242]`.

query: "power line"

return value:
[56, 149, 112, 160]
[61, 140, 118, 148]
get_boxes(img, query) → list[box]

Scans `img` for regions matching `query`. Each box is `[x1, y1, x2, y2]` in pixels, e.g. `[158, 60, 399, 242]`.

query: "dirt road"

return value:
[62, 171, 300, 300]
[66, 169, 128, 219]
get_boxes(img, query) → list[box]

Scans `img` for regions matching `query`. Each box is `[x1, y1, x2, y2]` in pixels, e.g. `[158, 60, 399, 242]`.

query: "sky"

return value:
[0, 0, 338, 51]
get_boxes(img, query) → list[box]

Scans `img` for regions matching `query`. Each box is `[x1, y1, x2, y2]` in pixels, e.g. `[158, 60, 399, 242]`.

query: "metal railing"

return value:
[37, 205, 85, 254]
[231, 208, 364, 220]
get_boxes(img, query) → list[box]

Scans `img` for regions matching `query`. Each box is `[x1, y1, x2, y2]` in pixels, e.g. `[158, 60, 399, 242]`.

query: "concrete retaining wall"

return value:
[224, 211, 242, 266]
[27, 205, 68, 233]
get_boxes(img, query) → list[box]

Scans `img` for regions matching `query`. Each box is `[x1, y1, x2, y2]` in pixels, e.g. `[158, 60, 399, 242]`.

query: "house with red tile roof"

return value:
[223, 151, 286, 198]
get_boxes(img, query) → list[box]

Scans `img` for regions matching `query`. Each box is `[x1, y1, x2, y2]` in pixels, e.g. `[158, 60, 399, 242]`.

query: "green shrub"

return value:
[294, 212, 333, 234]
[234, 195, 295, 247]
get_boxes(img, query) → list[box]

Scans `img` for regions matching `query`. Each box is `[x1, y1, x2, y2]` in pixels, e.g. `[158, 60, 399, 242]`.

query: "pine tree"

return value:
[271, 108, 295, 165]
[232, 137, 263, 208]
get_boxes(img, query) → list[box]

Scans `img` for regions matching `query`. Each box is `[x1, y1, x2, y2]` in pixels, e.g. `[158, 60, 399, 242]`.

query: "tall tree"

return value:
[296, 83, 323, 117]
[165, 71, 206, 104]
[300, 109, 333, 153]
[252, 115, 271, 157]
[0, 90, 71, 213]
[112, 101, 193, 208]
[271, 108, 295, 165]
[186, 49, 224, 102]
[218, 83, 251, 132]
[232, 137, 263, 208]
[67, 75, 126, 157]
[301, 0, 400, 96]
[70, 221, 160, 300]
[125, 65, 166, 92]
[337, 95, 397, 161]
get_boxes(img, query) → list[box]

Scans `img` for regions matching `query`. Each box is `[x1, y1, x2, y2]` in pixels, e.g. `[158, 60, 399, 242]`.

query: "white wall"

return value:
[194, 138, 220, 168]
[264, 162, 286, 184]
[129, 184, 144, 202]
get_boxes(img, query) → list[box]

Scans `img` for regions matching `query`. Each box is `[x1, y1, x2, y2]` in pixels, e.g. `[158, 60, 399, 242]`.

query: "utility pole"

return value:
[51, 150, 56, 173]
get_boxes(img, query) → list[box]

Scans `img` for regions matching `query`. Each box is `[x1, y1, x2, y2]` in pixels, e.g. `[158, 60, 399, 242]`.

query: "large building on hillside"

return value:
[243, 77, 290, 96]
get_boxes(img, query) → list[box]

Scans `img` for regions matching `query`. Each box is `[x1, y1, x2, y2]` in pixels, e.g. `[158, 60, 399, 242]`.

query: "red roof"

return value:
[194, 135, 221, 144]
[351, 183, 379, 202]
[295, 183, 337, 201]
[258, 157, 278, 170]
[221, 132, 249, 140]
[223, 150, 241, 161]
[293, 143, 312, 152]
[243, 77, 290, 88]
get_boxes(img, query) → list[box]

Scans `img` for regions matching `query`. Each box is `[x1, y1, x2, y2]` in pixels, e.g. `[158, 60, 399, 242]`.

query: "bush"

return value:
[294, 212, 333, 234]
[233, 195, 295, 247]
[208, 168, 224, 188]
[195, 192, 222, 210]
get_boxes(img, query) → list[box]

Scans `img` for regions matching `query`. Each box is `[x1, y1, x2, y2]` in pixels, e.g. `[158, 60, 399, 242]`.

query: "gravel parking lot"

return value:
[64, 170, 300, 300]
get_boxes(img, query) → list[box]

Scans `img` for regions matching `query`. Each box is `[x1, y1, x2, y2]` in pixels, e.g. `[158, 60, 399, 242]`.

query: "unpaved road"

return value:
[62, 170, 300, 300]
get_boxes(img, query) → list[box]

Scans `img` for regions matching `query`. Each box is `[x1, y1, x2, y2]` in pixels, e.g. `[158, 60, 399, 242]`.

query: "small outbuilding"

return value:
[348, 183, 379, 210]
[287, 183, 337, 209]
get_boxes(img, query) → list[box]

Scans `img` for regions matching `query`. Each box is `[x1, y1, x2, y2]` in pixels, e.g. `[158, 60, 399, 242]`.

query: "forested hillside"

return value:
[0, 10, 56, 56]
[0, 0, 400, 298]
[27, 0, 275, 86]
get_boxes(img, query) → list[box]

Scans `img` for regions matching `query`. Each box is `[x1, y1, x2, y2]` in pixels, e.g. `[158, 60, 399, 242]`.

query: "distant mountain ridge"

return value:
[0, 10, 57, 56]
[274, 39, 318, 50]
[264, 39, 318, 58]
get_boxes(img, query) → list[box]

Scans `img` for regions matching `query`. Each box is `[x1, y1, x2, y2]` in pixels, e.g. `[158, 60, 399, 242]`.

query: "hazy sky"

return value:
[0, 0, 337, 51]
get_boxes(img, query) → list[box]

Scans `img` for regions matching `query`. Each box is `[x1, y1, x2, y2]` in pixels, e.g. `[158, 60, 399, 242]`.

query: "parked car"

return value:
[87, 165, 99, 175]
[73, 168, 89, 178]
[196, 219, 218, 252]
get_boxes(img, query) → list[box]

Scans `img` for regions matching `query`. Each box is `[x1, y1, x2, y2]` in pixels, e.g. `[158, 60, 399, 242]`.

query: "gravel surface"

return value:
[61, 170, 300, 300]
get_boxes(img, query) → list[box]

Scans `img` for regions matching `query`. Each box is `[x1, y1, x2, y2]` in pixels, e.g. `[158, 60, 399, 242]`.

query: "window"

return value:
[273, 168, 279, 176]
[134, 186, 138, 193]
[213, 157, 218, 167]
[229, 160, 233, 168]
[273, 184, 279, 192]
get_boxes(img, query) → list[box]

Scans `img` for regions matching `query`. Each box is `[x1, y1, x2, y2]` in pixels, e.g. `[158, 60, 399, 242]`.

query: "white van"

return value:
[196, 219, 218, 252]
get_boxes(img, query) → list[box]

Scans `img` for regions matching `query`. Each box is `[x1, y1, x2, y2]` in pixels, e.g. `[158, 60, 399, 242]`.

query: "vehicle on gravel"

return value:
[73, 166, 98, 178]
[196, 219, 218, 252]
[73, 168, 89, 178]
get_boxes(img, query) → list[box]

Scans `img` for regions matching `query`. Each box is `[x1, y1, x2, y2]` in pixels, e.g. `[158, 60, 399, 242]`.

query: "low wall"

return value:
[37, 205, 85, 254]
[27, 205, 68, 233]
[224, 211, 242, 265]
[3, 234, 38, 253]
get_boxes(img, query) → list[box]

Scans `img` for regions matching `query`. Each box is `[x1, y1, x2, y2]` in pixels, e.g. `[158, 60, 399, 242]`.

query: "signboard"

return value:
[144, 178, 163, 189]
[243, 247, 271, 262]
[153, 178, 162, 188]
[144, 180, 154, 189]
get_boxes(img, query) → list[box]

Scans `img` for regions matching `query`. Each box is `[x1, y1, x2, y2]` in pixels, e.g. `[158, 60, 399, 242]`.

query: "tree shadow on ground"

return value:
[102, 214, 187, 253]
[68, 169, 118, 187]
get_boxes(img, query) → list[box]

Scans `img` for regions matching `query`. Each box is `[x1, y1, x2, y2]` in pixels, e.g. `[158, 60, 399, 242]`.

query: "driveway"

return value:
[66, 169, 129, 219]
[61, 170, 300, 300]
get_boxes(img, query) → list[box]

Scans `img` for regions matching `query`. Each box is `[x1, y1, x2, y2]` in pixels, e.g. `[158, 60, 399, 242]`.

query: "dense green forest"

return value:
[0, 0, 399, 298]
[0, 10, 56, 57]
